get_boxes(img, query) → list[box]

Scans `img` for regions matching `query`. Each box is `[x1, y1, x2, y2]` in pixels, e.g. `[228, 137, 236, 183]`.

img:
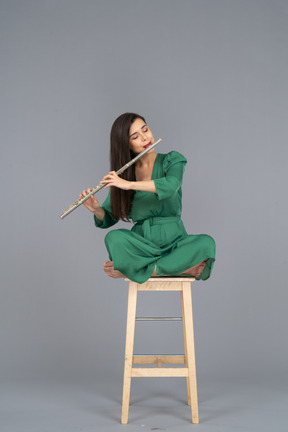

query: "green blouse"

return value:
[94, 151, 187, 228]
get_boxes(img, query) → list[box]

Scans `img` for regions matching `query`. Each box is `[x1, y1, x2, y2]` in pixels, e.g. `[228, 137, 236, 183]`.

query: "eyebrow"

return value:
[129, 124, 147, 138]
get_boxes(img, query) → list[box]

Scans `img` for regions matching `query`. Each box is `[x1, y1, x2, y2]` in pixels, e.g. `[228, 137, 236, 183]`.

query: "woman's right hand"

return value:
[79, 188, 101, 213]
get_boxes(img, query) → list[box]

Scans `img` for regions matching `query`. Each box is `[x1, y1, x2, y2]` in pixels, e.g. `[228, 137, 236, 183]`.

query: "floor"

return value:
[1, 377, 287, 432]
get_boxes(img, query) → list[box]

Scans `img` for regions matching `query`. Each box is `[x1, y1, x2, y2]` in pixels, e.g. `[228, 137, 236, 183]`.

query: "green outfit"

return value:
[94, 151, 216, 284]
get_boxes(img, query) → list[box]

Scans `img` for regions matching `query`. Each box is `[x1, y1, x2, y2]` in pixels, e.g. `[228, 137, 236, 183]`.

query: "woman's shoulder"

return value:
[158, 151, 187, 170]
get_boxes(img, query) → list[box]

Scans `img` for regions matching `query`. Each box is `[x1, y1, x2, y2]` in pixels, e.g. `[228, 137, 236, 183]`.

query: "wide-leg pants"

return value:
[104, 216, 216, 284]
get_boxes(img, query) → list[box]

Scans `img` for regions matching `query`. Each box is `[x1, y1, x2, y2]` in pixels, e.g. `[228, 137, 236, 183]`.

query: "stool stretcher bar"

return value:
[131, 368, 189, 377]
[133, 355, 185, 364]
[135, 316, 182, 321]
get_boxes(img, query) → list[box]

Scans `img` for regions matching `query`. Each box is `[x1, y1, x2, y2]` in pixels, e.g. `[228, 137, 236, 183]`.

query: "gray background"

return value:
[1, 0, 287, 430]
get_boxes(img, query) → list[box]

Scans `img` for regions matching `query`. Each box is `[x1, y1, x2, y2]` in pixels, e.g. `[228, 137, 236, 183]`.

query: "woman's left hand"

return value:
[100, 171, 131, 190]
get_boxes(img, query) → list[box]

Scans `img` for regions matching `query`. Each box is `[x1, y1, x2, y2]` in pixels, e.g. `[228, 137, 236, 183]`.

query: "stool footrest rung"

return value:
[131, 368, 188, 377]
[133, 355, 185, 364]
[136, 317, 182, 321]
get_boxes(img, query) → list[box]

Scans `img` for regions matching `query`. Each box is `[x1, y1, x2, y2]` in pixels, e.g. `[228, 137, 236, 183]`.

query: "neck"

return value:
[135, 151, 157, 168]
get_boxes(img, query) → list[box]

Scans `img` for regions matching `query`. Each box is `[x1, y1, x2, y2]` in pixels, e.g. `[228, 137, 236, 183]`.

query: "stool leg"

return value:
[181, 291, 191, 406]
[182, 282, 199, 424]
[121, 281, 138, 424]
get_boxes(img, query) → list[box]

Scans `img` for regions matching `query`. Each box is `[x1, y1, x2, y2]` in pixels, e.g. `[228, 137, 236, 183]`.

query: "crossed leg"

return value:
[103, 260, 207, 279]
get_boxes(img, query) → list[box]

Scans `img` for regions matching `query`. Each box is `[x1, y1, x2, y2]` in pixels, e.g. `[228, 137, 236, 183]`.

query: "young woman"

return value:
[80, 113, 215, 284]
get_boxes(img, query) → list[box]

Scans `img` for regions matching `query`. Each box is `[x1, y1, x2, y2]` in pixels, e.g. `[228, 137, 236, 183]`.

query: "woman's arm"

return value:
[129, 180, 156, 193]
[100, 172, 157, 193]
[100, 150, 187, 197]
[80, 188, 105, 220]
[80, 188, 119, 228]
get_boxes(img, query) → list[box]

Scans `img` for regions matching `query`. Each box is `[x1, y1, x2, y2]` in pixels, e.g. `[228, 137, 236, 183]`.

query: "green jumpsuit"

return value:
[94, 151, 216, 284]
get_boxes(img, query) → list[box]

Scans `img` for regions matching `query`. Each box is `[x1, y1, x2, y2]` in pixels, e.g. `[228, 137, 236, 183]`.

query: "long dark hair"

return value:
[110, 112, 146, 221]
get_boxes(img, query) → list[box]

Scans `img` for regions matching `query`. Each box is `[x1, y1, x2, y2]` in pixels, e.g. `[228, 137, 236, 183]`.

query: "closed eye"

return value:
[130, 125, 149, 139]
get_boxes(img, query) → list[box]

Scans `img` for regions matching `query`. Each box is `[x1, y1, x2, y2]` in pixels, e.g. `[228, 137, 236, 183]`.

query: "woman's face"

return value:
[129, 118, 155, 154]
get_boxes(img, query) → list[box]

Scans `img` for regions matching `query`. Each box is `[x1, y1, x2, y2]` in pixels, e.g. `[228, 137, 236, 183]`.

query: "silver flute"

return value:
[60, 138, 162, 219]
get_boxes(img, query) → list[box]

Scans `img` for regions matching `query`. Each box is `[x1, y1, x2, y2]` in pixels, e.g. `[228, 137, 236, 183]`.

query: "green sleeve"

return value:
[93, 190, 119, 229]
[154, 151, 187, 200]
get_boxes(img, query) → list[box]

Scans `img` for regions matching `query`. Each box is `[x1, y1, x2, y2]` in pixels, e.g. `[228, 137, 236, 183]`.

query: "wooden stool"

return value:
[121, 277, 199, 424]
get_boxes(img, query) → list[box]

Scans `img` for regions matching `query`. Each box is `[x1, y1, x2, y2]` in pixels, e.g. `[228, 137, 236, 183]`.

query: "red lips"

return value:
[144, 142, 152, 149]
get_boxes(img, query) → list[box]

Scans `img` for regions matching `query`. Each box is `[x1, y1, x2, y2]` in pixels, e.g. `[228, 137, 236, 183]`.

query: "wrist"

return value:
[93, 206, 103, 216]
[126, 181, 134, 191]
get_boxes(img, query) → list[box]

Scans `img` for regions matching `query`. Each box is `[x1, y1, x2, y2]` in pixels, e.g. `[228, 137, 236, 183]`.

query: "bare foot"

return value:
[183, 260, 207, 278]
[103, 261, 125, 279]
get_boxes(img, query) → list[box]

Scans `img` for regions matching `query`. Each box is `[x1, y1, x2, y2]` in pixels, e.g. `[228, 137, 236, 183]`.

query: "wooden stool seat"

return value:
[121, 277, 199, 424]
